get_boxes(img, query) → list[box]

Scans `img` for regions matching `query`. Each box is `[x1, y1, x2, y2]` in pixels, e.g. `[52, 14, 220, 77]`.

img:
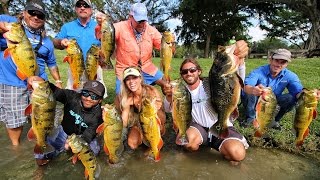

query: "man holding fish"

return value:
[28, 76, 105, 166]
[163, 41, 249, 165]
[0, 0, 61, 146]
[113, 3, 175, 95]
[53, 0, 107, 98]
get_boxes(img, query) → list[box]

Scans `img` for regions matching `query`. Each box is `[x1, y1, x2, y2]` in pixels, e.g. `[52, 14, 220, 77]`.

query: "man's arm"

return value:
[48, 66, 62, 88]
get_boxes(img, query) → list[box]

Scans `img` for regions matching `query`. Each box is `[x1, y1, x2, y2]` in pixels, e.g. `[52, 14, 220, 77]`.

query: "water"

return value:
[1, 123, 319, 180]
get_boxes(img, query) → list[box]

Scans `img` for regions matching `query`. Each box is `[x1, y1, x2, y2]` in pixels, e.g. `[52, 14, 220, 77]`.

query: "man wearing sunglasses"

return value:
[113, 3, 174, 95]
[163, 41, 249, 165]
[53, 0, 107, 98]
[28, 75, 105, 166]
[0, 0, 62, 146]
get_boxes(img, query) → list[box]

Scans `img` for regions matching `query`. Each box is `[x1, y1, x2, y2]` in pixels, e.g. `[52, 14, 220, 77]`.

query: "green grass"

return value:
[50, 50, 320, 157]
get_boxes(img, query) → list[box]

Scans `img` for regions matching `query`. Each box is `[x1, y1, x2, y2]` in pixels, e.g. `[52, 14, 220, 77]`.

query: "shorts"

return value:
[190, 122, 249, 151]
[0, 84, 29, 128]
[34, 125, 101, 159]
[115, 70, 164, 94]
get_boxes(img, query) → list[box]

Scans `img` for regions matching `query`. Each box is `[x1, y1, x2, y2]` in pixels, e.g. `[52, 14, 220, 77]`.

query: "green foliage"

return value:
[251, 37, 288, 53]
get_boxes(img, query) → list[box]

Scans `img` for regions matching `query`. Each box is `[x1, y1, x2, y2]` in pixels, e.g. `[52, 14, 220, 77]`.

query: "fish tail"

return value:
[219, 128, 229, 139]
[109, 156, 119, 164]
[254, 130, 263, 138]
[154, 151, 161, 162]
[34, 144, 44, 154]
[175, 134, 188, 146]
[295, 140, 304, 147]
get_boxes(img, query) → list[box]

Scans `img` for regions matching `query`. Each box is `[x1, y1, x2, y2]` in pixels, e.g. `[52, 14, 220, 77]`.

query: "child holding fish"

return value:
[163, 40, 250, 165]
[0, 0, 61, 146]
[27, 76, 105, 166]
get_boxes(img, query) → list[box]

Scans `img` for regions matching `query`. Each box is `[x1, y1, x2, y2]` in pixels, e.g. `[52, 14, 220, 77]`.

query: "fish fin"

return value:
[72, 154, 78, 164]
[84, 169, 89, 179]
[254, 130, 263, 138]
[16, 69, 28, 80]
[303, 128, 309, 140]
[73, 83, 79, 90]
[63, 56, 71, 63]
[253, 119, 259, 128]
[158, 138, 164, 150]
[27, 128, 36, 141]
[175, 135, 188, 146]
[25, 104, 32, 116]
[95, 25, 101, 39]
[96, 123, 105, 134]
[219, 128, 229, 139]
[230, 108, 239, 121]
[103, 144, 110, 155]
[34, 144, 44, 154]
[312, 109, 317, 119]
[172, 121, 178, 133]
[154, 151, 161, 162]
[3, 48, 11, 58]
[295, 140, 304, 147]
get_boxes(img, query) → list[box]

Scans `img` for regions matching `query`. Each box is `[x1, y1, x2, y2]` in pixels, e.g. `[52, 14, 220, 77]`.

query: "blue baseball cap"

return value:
[129, 3, 148, 22]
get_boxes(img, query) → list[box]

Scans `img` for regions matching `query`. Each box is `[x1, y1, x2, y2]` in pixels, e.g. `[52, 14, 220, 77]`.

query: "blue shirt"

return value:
[55, 18, 100, 60]
[245, 64, 303, 98]
[0, 15, 57, 87]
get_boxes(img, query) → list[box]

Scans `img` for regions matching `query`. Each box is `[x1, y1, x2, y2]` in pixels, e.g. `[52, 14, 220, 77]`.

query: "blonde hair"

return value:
[119, 66, 145, 111]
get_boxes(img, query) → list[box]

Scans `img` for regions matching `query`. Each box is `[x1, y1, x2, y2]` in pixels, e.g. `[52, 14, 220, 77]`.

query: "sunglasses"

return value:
[27, 10, 45, 20]
[81, 90, 101, 100]
[75, 2, 91, 8]
[180, 67, 198, 75]
[137, 20, 146, 24]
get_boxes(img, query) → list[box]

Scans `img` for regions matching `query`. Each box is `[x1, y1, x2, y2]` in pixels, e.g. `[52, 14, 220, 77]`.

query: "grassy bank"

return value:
[51, 50, 320, 157]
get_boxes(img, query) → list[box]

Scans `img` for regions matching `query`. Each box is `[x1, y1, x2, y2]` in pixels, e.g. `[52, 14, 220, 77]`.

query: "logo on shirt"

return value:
[69, 110, 88, 128]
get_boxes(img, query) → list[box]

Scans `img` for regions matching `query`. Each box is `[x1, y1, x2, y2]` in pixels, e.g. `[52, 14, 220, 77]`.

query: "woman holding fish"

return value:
[0, 0, 61, 146]
[163, 41, 249, 165]
[114, 66, 165, 162]
[27, 76, 105, 166]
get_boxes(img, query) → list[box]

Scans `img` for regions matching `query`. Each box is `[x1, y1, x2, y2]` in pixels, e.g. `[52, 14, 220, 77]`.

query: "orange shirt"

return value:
[114, 20, 162, 79]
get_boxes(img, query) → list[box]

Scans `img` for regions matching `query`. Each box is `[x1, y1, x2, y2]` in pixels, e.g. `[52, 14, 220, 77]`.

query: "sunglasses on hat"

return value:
[27, 10, 45, 20]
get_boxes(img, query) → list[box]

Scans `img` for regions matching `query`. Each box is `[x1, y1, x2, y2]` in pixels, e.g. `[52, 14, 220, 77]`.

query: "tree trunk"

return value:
[204, 33, 211, 58]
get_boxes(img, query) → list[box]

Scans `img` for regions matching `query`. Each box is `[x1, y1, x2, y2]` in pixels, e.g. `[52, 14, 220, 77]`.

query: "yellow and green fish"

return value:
[160, 31, 174, 82]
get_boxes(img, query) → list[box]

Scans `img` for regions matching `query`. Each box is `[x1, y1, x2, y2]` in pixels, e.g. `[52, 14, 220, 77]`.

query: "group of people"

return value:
[1, 0, 320, 168]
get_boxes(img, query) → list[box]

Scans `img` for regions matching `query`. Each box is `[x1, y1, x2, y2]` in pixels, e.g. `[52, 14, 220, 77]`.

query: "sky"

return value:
[166, 18, 267, 42]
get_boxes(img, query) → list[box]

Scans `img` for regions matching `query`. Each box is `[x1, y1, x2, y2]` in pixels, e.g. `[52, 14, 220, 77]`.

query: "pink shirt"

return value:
[114, 20, 162, 79]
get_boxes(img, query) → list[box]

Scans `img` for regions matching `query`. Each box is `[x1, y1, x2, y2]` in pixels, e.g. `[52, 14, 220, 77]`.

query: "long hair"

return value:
[119, 66, 145, 111]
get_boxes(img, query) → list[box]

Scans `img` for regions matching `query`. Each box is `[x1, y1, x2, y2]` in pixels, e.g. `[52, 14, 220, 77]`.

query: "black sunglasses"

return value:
[137, 20, 146, 24]
[180, 67, 198, 75]
[81, 90, 101, 100]
[75, 2, 91, 8]
[27, 10, 45, 20]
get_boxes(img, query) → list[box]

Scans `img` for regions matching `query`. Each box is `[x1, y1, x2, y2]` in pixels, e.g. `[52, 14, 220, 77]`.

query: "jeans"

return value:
[242, 93, 296, 124]
[34, 125, 100, 159]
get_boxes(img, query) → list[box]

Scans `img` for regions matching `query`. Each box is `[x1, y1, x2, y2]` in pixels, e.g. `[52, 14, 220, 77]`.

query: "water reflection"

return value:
[1, 124, 319, 180]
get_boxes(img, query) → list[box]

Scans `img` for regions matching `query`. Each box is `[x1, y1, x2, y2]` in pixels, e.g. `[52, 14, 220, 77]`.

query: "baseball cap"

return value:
[129, 3, 148, 22]
[25, 0, 46, 16]
[82, 80, 105, 97]
[123, 67, 141, 80]
[272, 49, 292, 62]
[74, 0, 92, 7]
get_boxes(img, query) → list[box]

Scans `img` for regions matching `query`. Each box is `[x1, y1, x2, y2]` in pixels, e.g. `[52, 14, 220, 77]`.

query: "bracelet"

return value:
[55, 80, 62, 83]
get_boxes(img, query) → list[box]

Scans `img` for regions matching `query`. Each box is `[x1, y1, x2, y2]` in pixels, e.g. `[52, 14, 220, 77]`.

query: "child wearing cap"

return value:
[241, 48, 303, 129]
[27, 76, 105, 166]
[114, 66, 166, 151]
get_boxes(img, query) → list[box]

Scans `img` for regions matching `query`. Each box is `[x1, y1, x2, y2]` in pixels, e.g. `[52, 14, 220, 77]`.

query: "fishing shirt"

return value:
[245, 64, 303, 98]
[113, 20, 162, 79]
[55, 18, 100, 60]
[164, 79, 233, 128]
[0, 15, 57, 87]
[50, 83, 102, 143]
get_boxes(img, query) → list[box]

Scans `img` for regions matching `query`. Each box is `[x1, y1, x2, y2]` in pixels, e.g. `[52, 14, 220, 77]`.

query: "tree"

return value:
[175, 0, 250, 58]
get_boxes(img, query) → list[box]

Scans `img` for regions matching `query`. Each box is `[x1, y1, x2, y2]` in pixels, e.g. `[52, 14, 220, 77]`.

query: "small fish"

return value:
[140, 97, 163, 162]
[67, 134, 100, 180]
[160, 31, 174, 81]
[209, 45, 243, 138]
[63, 39, 86, 89]
[25, 81, 56, 154]
[3, 22, 38, 80]
[171, 79, 192, 145]
[96, 104, 124, 164]
[293, 89, 318, 147]
[253, 87, 277, 137]
[86, 45, 100, 81]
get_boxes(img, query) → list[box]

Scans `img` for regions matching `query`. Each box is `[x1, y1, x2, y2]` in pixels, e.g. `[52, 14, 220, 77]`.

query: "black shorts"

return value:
[189, 122, 249, 151]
